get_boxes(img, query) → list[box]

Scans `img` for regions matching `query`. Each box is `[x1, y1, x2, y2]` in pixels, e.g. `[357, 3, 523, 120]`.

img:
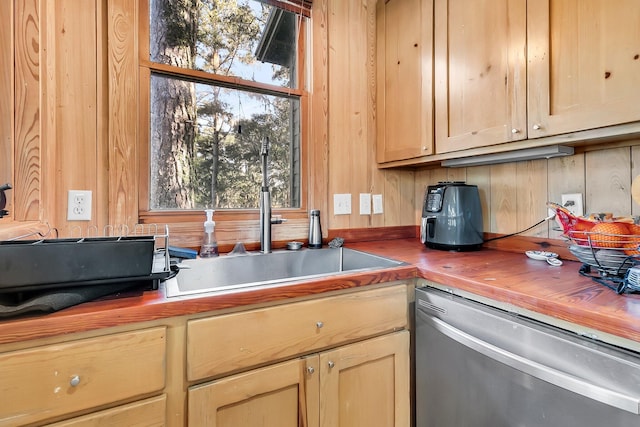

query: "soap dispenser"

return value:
[200, 209, 219, 257]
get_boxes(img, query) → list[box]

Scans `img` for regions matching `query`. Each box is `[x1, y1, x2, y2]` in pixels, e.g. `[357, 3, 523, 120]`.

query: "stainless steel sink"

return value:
[165, 247, 406, 297]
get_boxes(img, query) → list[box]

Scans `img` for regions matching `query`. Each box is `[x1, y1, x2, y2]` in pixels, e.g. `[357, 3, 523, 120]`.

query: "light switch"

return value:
[360, 193, 371, 215]
[334, 193, 352, 215]
[373, 194, 383, 214]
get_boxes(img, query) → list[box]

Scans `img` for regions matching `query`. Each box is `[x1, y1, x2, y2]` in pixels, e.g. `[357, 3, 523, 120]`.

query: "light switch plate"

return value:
[359, 193, 371, 215]
[334, 193, 352, 215]
[373, 194, 383, 214]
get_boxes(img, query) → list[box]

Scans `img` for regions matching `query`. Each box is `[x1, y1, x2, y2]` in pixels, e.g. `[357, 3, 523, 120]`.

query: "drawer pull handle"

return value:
[328, 361, 335, 369]
[307, 366, 315, 374]
[70, 375, 81, 387]
[316, 321, 324, 329]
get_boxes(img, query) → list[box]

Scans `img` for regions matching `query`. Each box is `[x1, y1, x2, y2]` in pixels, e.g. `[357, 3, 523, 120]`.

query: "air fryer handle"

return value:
[421, 216, 436, 243]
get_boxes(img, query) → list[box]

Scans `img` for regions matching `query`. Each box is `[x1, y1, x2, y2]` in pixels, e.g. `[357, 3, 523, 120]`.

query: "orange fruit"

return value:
[629, 223, 640, 235]
[589, 222, 629, 248]
[624, 240, 640, 255]
[569, 221, 594, 246]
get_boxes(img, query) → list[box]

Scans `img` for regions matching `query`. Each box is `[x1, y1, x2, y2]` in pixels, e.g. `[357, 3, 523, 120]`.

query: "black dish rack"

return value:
[0, 225, 173, 294]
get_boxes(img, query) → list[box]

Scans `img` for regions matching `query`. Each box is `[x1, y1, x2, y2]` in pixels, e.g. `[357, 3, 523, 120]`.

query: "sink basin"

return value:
[165, 247, 406, 297]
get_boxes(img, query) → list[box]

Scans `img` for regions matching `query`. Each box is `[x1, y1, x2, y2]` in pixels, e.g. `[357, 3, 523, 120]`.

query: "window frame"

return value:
[137, 0, 310, 225]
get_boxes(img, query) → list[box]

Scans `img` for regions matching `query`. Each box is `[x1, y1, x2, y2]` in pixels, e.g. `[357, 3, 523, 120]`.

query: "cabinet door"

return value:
[188, 357, 319, 427]
[434, 0, 527, 153]
[319, 331, 410, 427]
[376, 0, 433, 163]
[46, 395, 166, 427]
[528, 0, 640, 138]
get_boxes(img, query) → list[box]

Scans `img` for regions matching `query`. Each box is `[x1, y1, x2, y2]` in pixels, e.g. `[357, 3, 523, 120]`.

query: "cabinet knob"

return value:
[307, 366, 315, 374]
[316, 321, 324, 329]
[532, 124, 542, 130]
[328, 361, 335, 369]
[69, 375, 81, 387]
[511, 128, 521, 134]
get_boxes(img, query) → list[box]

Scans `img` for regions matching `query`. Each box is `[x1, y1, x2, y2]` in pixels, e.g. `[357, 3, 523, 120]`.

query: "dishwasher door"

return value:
[415, 287, 640, 427]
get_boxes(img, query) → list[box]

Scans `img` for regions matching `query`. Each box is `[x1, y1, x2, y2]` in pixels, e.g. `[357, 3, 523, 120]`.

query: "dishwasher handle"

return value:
[421, 312, 640, 415]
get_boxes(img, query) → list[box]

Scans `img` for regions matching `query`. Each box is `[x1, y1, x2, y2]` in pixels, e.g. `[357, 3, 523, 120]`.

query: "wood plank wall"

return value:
[415, 143, 640, 240]
[2, 0, 640, 248]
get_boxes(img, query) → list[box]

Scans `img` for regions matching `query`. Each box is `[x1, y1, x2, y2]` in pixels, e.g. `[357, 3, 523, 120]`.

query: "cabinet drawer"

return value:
[187, 285, 407, 381]
[47, 395, 166, 427]
[0, 327, 166, 426]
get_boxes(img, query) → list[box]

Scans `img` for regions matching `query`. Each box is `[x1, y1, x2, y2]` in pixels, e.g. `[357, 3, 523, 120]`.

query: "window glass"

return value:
[147, 0, 302, 210]
[149, 0, 298, 88]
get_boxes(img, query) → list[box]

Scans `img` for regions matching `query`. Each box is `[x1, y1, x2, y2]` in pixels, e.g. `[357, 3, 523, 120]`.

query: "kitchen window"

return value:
[140, 0, 308, 214]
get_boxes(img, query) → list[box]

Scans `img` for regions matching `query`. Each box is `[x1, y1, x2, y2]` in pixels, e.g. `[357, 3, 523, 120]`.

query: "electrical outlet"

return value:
[561, 193, 583, 217]
[67, 190, 92, 221]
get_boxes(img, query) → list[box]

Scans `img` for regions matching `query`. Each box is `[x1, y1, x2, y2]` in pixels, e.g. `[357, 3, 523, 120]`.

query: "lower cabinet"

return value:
[188, 331, 410, 427]
[0, 327, 167, 427]
[46, 395, 167, 427]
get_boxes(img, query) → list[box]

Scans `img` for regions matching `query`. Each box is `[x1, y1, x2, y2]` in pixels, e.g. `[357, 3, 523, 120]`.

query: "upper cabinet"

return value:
[434, 0, 527, 154]
[376, 0, 433, 163]
[380, 0, 640, 163]
[527, 0, 640, 138]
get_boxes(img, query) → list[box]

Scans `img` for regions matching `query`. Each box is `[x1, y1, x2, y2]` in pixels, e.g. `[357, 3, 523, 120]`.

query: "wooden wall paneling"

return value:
[413, 169, 430, 225]
[309, 0, 329, 231]
[380, 170, 414, 226]
[41, 0, 57, 228]
[108, 0, 139, 229]
[631, 145, 640, 216]
[547, 154, 585, 238]
[466, 166, 490, 232]
[490, 163, 518, 233]
[14, 0, 40, 221]
[327, 0, 377, 230]
[52, 1, 99, 236]
[515, 159, 548, 237]
[585, 147, 630, 216]
[327, 0, 351, 230]
[0, 1, 12, 219]
[95, 0, 109, 229]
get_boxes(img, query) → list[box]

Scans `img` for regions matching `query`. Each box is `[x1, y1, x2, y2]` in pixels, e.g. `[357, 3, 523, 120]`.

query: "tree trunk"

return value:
[149, 0, 197, 209]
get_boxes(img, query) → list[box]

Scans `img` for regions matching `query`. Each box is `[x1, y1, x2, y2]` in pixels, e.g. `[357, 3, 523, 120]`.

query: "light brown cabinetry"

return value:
[186, 285, 410, 427]
[189, 331, 409, 427]
[527, 0, 640, 138]
[376, 0, 433, 163]
[434, 0, 527, 153]
[434, 0, 640, 155]
[0, 327, 167, 427]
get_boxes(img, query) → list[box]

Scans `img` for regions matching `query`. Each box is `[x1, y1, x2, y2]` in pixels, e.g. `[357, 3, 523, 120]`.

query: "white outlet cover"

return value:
[67, 190, 92, 221]
[333, 193, 351, 215]
[561, 193, 583, 217]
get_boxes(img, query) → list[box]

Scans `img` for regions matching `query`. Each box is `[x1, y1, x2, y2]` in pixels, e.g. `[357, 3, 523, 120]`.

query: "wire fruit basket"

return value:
[548, 202, 640, 293]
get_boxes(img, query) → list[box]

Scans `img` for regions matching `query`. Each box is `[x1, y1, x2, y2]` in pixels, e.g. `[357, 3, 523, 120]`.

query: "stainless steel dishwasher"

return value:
[415, 287, 640, 427]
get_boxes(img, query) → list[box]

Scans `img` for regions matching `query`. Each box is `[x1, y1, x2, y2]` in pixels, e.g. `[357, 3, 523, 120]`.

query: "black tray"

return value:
[0, 236, 157, 293]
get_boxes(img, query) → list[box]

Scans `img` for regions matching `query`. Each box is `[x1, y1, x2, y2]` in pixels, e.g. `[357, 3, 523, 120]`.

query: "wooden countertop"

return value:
[1, 238, 640, 348]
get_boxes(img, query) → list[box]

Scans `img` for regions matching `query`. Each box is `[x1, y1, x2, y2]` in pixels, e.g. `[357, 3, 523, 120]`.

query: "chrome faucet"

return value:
[259, 138, 286, 253]
[259, 137, 272, 253]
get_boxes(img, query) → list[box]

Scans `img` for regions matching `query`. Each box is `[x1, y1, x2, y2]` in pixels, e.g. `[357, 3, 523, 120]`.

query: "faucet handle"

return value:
[271, 216, 287, 225]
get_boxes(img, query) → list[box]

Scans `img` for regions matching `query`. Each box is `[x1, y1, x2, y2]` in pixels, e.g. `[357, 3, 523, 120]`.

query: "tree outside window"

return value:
[148, 0, 302, 210]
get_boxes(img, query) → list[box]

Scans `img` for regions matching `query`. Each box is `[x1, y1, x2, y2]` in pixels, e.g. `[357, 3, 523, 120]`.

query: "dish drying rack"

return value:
[566, 230, 640, 294]
[0, 224, 173, 294]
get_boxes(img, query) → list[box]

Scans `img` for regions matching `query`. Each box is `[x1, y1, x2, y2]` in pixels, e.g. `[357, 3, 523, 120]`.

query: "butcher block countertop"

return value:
[1, 238, 640, 349]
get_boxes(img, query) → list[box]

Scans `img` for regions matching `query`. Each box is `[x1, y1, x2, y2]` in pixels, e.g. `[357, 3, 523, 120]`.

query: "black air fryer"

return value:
[420, 182, 483, 251]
